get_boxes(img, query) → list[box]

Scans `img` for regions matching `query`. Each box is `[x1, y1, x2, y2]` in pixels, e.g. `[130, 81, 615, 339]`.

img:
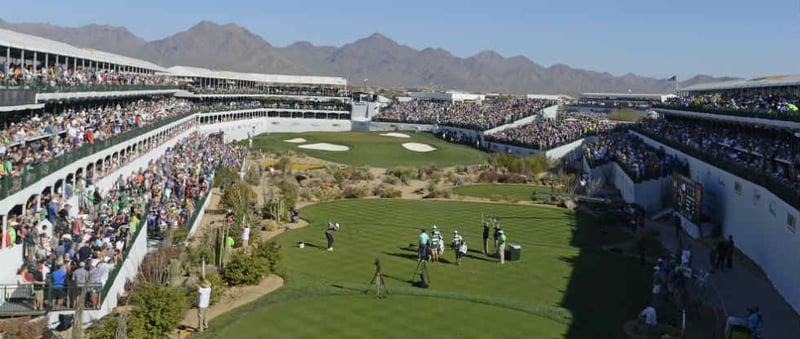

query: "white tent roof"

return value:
[681, 74, 800, 92]
[166, 65, 347, 86]
[0, 27, 165, 72]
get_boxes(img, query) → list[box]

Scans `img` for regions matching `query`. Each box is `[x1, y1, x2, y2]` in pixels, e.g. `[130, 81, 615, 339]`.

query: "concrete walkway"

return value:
[644, 218, 800, 338]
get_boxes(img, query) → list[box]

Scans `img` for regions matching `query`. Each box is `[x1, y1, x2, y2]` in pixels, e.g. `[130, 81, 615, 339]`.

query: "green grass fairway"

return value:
[248, 131, 487, 167]
[453, 184, 554, 201]
[204, 200, 650, 339]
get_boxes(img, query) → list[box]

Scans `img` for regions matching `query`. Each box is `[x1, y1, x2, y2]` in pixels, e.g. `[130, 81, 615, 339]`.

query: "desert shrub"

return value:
[454, 176, 465, 186]
[184, 232, 216, 266]
[86, 313, 147, 339]
[221, 183, 258, 215]
[1, 317, 47, 339]
[343, 185, 369, 199]
[314, 186, 343, 201]
[478, 171, 502, 183]
[350, 166, 374, 181]
[428, 188, 452, 199]
[140, 246, 183, 285]
[222, 252, 269, 286]
[253, 240, 283, 272]
[277, 156, 292, 171]
[416, 164, 442, 181]
[131, 282, 187, 339]
[244, 166, 261, 185]
[372, 184, 402, 198]
[213, 167, 240, 188]
[391, 166, 417, 180]
[489, 194, 504, 202]
[500, 173, 528, 183]
[299, 188, 314, 201]
[278, 178, 300, 208]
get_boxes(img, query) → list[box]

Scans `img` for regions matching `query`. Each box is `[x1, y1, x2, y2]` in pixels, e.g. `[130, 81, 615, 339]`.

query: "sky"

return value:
[1, 0, 798, 80]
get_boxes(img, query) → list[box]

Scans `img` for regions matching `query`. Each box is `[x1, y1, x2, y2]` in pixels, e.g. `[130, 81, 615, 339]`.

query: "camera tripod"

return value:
[364, 269, 389, 299]
[411, 260, 430, 285]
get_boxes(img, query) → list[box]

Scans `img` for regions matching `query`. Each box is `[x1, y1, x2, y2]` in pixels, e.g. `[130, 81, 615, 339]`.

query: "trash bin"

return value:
[505, 243, 521, 261]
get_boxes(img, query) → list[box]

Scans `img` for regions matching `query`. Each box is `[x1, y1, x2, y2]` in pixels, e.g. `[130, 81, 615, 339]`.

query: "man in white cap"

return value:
[497, 229, 507, 264]
[430, 225, 442, 262]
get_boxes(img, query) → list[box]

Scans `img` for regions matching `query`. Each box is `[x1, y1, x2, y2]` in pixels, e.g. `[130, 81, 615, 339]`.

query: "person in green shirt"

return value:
[8, 224, 16, 245]
[497, 230, 507, 264]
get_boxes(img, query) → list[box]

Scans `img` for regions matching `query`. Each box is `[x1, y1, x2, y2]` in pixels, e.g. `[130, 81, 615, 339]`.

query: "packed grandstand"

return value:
[0, 23, 798, 337]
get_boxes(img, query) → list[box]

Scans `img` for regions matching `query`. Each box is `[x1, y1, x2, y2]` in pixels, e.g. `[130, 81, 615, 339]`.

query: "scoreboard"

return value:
[673, 173, 702, 223]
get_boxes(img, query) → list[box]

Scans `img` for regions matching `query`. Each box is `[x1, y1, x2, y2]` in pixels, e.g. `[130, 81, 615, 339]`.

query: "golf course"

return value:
[195, 131, 651, 338]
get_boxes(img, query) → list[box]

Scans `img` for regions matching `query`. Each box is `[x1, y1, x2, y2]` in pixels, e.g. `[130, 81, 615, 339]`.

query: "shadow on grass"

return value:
[302, 242, 327, 250]
[558, 210, 651, 339]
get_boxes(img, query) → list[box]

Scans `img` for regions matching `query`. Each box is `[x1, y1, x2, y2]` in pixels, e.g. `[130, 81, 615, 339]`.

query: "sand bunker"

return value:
[298, 143, 350, 152]
[402, 143, 437, 152]
[284, 138, 307, 143]
[380, 132, 411, 138]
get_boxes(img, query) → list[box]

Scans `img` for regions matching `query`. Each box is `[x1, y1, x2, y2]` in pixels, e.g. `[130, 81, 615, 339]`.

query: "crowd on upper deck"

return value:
[662, 90, 800, 119]
[0, 97, 193, 180]
[636, 117, 800, 193]
[376, 98, 556, 130]
[0, 63, 171, 88]
[485, 112, 614, 150]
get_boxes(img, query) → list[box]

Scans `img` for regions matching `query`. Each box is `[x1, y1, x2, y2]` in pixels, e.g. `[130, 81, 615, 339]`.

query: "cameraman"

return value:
[418, 229, 430, 261]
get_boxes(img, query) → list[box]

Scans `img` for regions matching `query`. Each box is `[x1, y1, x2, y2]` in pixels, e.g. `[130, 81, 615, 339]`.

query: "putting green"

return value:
[248, 131, 487, 168]
[203, 199, 650, 339]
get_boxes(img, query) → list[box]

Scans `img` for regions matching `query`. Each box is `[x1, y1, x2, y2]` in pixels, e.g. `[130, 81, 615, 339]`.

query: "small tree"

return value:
[131, 282, 186, 339]
[222, 252, 269, 286]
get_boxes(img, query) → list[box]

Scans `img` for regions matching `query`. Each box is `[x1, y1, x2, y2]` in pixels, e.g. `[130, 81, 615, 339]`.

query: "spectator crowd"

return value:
[0, 97, 194, 180]
[662, 91, 799, 119]
[2, 132, 244, 311]
[187, 84, 350, 97]
[584, 128, 686, 182]
[0, 63, 172, 89]
[376, 98, 556, 130]
[485, 112, 614, 150]
[636, 117, 800, 198]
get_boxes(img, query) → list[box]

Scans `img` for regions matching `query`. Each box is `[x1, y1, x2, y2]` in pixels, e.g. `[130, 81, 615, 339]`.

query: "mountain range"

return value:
[0, 19, 736, 94]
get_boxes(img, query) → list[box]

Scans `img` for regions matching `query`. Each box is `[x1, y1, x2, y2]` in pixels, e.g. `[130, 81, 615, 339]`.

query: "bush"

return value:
[391, 166, 417, 181]
[489, 194, 504, 202]
[343, 185, 369, 199]
[478, 171, 502, 183]
[500, 173, 528, 183]
[278, 178, 300, 209]
[244, 166, 261, 185]
[350, 166, 374, 181]
[253, 240, 283, 272]
[1, 317, 47, 339]
[86, 312, 147, 339]
[221, 183, 258, 215]
[213, 167, 240, 188]
[372, 184, 402, 198]
[131, 282, 187, 339]
[222, 252, 269, 286]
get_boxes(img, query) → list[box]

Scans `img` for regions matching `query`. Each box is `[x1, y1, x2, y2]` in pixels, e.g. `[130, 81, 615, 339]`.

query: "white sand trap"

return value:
[298, 143, 350, 151]
[284, 138, 307, 143]
[380, 132, 411, 138]
[402, 142, 437, 152]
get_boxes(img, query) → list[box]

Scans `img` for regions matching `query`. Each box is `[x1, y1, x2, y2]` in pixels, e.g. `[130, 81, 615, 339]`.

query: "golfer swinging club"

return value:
[326, 222, 339, 251]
